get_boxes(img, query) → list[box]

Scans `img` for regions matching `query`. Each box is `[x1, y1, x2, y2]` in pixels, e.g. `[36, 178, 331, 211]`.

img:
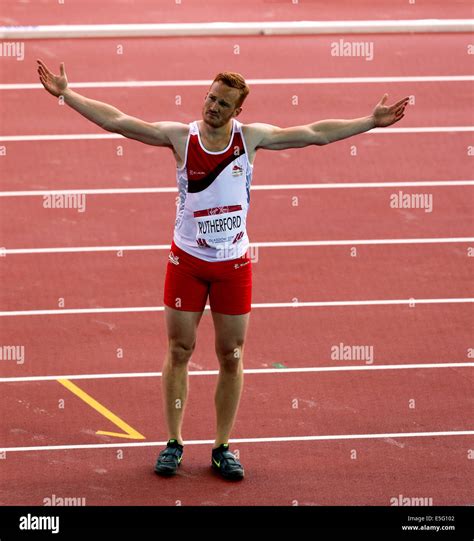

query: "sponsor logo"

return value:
[189, 169, 206, 177]
[168, 251, 180, 265]
[209, 206, 230, 216]
[234, 260, 250, 270]
[194, 205, 242, 218]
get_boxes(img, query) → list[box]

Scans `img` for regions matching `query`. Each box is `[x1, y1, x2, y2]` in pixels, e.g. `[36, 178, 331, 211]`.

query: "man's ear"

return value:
[233, 107, 242, 117]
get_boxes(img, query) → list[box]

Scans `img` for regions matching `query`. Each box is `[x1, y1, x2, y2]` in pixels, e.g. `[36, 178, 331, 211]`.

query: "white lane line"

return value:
[1, 127, 472, 141]
[1, 180, 474, 197]
[1, 75, 473, 91]
[1, 19, 473, 39]
[2, 238, 474, 255]
[1, 362, 472, 384]
[0, 298, 472, 317]
[1, 430, 473, 453]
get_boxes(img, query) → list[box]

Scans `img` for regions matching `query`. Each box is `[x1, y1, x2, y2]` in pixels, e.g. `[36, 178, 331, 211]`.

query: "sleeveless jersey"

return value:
[173, 118, 253, 262]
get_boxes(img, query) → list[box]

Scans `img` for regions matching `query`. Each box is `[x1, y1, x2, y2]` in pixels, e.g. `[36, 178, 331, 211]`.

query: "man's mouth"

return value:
[207, 111, 218, 117]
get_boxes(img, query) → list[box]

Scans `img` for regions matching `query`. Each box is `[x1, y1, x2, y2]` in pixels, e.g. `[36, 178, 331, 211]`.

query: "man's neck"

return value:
[199, 118, 233, 141]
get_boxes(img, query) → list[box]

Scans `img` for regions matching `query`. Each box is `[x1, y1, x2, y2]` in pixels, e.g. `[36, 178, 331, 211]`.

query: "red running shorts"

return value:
[163, 240, 252, 315]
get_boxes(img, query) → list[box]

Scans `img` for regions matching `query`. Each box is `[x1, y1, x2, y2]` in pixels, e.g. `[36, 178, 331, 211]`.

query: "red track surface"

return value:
[1, 245, 473, 309]
[2, 133, 474, 188]
[1, 188, 473, 247]
[2, 34, 474, 84]
[0, 1, 473, 508]
[3, 83, 474, 133]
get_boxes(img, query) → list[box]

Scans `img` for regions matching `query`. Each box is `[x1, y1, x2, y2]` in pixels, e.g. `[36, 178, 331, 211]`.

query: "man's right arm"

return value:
[37, 59, 187, 148]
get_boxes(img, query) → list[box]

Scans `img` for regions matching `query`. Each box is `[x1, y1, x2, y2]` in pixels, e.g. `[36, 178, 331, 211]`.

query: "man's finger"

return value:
[60, 62, 65, 76]
[37, 59, 52, 77]
[36, 59, 50, 71]
[389, 101, 408, 113]
[393, 96, 410, 108]
[379, 93, 388, 106]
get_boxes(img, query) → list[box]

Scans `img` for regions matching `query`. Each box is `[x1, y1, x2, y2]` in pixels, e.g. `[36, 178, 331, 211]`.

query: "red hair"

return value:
[211, 72, 250, 107]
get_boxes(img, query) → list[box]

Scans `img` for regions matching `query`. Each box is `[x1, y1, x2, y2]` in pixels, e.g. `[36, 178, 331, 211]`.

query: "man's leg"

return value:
[162, 306, 203, 445]
[211, 311, 250, 447]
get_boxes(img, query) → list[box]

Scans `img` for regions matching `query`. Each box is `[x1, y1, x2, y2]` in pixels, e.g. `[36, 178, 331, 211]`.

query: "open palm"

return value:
[373, 94, 409, 127]
[37, 59, 68, 97]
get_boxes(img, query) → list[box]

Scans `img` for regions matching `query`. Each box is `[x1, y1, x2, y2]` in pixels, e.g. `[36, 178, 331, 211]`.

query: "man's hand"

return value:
[37, 59, 68, 97]
[372, 94, 409, 127]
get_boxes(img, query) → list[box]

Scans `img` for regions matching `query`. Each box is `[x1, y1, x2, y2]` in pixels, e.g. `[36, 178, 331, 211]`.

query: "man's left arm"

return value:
[247, 94, 409, 150]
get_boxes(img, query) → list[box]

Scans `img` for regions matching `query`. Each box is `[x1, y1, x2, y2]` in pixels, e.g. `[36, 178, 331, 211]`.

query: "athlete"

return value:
[37, 59, 409, 480]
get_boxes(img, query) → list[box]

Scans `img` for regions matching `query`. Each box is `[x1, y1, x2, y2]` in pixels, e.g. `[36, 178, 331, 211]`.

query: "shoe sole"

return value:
[154, 466, 179, 476]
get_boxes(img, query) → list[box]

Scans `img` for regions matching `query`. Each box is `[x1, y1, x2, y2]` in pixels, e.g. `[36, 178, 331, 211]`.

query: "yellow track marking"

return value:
[57, 379, 145, 440]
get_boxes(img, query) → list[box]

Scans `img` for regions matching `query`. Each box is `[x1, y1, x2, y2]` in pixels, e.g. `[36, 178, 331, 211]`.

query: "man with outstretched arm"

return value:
[37, 59, 408, 480]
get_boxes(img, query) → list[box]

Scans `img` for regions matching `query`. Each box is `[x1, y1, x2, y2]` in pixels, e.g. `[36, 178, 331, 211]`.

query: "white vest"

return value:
[173, 119, 254, 261]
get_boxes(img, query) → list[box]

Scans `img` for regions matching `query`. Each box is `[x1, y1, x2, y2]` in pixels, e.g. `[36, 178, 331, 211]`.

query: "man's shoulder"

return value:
[158, 121, 190, 145]
[159, 121, 190, 133]
[242, 123, 275, 148]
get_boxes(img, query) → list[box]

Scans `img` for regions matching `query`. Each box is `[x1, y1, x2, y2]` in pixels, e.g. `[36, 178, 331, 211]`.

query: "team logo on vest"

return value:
[232, 164, 243, 176]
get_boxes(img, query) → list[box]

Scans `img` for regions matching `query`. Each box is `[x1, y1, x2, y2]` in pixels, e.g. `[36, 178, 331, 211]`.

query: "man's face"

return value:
[202, 81, 242, 128]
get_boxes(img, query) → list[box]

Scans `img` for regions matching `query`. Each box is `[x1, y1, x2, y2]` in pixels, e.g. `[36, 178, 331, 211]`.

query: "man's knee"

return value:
[216, 343, 244, 373]
[168, 339, 195, 366]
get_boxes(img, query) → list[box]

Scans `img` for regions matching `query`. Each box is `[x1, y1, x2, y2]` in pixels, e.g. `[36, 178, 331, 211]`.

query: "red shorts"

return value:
[163, 241, 252, 315]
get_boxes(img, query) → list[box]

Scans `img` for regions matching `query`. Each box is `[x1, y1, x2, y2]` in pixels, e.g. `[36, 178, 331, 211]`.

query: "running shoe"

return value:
[211, 444, 244, 480]
[154, 439, 183, 476]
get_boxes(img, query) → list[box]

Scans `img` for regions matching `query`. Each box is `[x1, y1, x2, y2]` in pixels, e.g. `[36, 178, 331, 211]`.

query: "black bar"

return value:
[0, 506, 472, 538]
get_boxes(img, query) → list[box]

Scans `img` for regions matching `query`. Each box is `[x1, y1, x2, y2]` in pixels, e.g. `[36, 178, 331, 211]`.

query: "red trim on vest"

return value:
[187, 131, 244, 182]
